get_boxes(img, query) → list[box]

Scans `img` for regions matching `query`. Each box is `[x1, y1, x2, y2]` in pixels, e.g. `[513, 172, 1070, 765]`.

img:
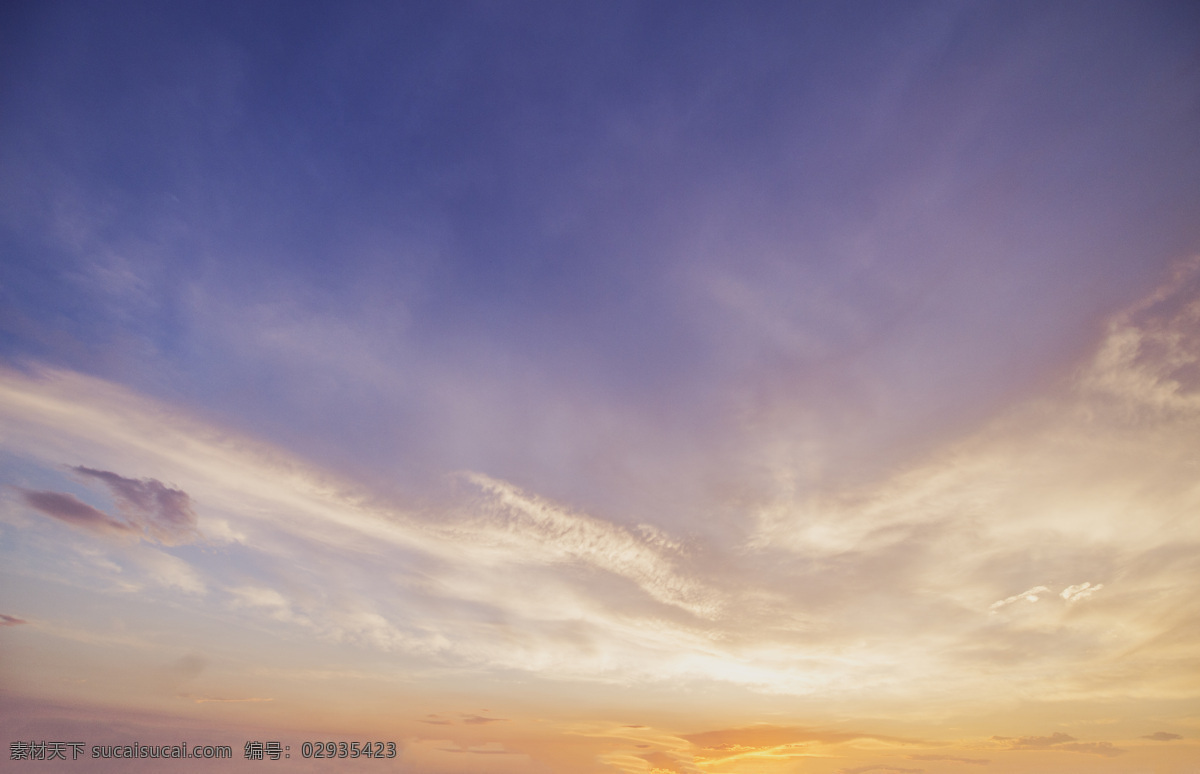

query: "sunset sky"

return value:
[2, 2, 1200, 772]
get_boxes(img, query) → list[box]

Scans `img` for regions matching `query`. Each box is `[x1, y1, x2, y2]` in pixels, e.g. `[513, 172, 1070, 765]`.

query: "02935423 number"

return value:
[300, 741, 396, 759]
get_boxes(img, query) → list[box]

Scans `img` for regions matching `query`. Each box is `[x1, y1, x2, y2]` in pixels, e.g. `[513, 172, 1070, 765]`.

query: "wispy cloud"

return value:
[1060, 582, 1102, 603]
[639, 749, 694, 773]
[460, 473, 721, 618]
[0, 613, 28, 626]
[189, 696, 274, 704]
[988, 586, 1051, 612]
[683, 724, 916, 764]
[993, 732, 1126, 757]
[436, 742, 518, 755]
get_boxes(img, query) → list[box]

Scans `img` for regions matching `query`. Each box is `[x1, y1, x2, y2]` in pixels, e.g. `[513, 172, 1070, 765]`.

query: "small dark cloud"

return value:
[73, 467, 199, 545]
[461, 714, 506, 725]
[0, 614, 28, 626]
[155, 654, 208, 695]
[167, 654, 207, 680]
[1142, 732, 1181, 741]
[20, 489, 135, 537]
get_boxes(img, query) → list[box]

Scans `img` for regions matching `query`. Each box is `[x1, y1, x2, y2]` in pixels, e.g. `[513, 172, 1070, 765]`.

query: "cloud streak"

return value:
[993, 733, 1126, 757]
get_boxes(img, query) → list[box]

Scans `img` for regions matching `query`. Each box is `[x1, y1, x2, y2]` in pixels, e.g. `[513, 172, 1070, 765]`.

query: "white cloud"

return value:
[1060, 582, 1103, 603]
[989, 586, 1051, 612]
[459, 473, 720, 618]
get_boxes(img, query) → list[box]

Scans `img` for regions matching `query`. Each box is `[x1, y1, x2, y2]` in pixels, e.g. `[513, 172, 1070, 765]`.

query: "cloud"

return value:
[126, 545, 206, 593]
[0, 614, 28, 626]
[1060, 582, 1102, 603]
[987, 582, 1103, 612]
[437, 742, 519, 755]
[16, 468, 199, 547]
[838, 766, 924, 774]
[1, 259, 1198, 712]
[19, 489, 135, 537]
[907, 754, 988, 764]
[988, 586, 1050, 612]
[994, 732, 1070, 748]
[993, 732, 1126, 757]
[72, 467, 199, 545]
[1081, 255, 1200, 414]
[1055, 742, 1125, 757]
[462, 714, 506, 725]
[463, 473, 721, 618]
[683, 724, 911, 757]
[228, 586, 308, 626]
[1141, 731, 1181, 741]
[154, 653, 207, 695]
[640, 750, 690, 773]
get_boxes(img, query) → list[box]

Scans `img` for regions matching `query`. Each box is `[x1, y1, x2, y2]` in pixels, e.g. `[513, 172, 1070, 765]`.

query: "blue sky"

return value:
[3, 3, 1200, 772]
[5, 2, 1197, 510]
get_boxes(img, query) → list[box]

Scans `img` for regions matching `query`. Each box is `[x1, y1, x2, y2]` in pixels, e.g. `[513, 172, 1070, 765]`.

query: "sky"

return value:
[2, 1, 1200, 772]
